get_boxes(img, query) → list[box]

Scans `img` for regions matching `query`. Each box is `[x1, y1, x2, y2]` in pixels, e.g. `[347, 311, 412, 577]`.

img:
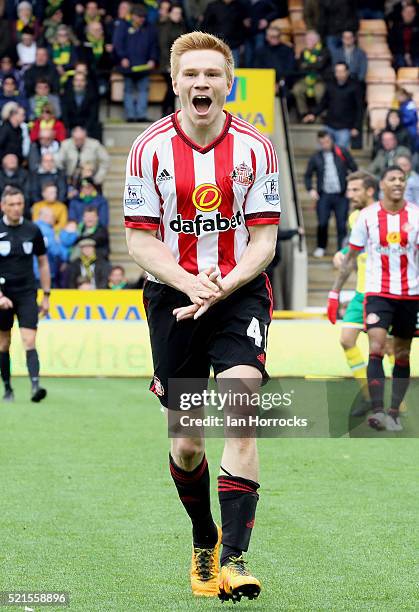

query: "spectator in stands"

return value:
[183, 0, 212, 29]
[0, 9, 12, 58]
[30, 102, 66, 143]
[0, 57, 24, 93]
[357, 0, 385, 20]
[56, 126, 109, 189]
[304, 62, 362, 149]
[28, 127, 61, 171]
[34, 207, 68, 287]
[244, 0, 287, 67]
[43, 7, 64, 44]
[69, 177, 109, 227]
[395, 153, 419, 204]
[304, 129, 357, 256]
[29, 78, 61, 120]
[12, 2, 41, 43]
[252, 25, 296, 95]
[202, 0, 250, 67]
[24, 47, 60, 96]
[0, 104, 26, 162]
[114, 4, 159, 122]
[292, 30, 331, 120]
[50, 25, 79, 87]
[75, 1, 105, 41]
[318, 0, 359, 56]
[396, 86, 418, 151]
[388, 2, 419, 67]
[0, 75, 30, 117]
[372, 109, 412, 155]
[16, 26, 37, 70]
[32, 182, 68, 231]
[0, 153, 30, 211]
[304, 0, 319, 31]
[78, 20, 113, 96]
[158, 4, 187, 116]
[74, 205, 110, 259]
[331, 31, 368, 82]
[108, 265, 128, 289]
[30, 151, 67, 203]
[368, 130, 411, 178]
[61, 72, 101, 140]
[68, 238, 111, 289]
[112, 0, 133, 55]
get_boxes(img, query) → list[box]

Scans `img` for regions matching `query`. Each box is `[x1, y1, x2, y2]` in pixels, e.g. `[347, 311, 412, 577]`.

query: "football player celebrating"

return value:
[328, 166, 419, 431]
[124, 33, 280, 602]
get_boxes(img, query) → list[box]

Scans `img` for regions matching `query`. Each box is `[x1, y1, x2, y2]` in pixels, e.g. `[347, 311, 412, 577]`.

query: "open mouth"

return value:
[192, 95, 212, 115]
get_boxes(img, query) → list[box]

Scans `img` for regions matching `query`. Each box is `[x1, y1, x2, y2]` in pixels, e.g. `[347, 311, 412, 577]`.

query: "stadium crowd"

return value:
[0, 0, 417, 283]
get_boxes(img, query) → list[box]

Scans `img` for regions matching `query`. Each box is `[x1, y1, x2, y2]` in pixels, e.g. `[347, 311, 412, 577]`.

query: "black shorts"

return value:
[143, 274, 273, 407]
[364, 295, 419, 339]
[0, 290, 39, 331]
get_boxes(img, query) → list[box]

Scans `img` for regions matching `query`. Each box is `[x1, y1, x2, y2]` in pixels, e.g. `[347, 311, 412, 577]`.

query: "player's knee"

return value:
[0, 332, 11, 351]
[340, 337, 355, 350]
[172, 438, 204, 463]
[393, 347, 410, 362]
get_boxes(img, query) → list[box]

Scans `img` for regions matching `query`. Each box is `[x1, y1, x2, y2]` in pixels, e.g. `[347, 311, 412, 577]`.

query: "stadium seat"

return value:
[288, 0, 304, 23]
[359, 19, 387, 34]
[110, 72, 167, 105]
[270, 17, 292, 41]
[366, 65, 396, 83]
[367, 57, 392, 71]
[291, 20, 307, 57]
[397, 67, 419, 82]
[368, 106, 391, 132]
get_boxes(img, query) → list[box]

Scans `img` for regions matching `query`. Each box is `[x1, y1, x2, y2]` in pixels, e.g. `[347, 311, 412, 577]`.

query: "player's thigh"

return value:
[19, 327, 37, 350]
[144, 282, 210, 408]
[0, 307, 15, 338]
[209, 275, 272, 380]
[365, 295, 394, 334]
[391, 299, 419, 340]
[15, 292, 38, 334]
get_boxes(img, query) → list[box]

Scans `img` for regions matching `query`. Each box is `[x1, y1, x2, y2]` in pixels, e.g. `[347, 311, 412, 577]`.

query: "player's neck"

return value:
[177, 111, 226, 147]
[381, 198, 405, 212]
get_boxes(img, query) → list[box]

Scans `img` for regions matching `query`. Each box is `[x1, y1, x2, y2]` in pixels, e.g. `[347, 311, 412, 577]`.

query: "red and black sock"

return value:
[367, 353, 385, 412]
[169, 453, 218, 548]
[218, 474, 259, 566]
[390, 358, 410, 415]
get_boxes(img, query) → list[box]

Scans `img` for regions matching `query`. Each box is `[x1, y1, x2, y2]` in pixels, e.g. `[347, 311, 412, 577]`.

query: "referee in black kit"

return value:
[0, 186, 50, 402]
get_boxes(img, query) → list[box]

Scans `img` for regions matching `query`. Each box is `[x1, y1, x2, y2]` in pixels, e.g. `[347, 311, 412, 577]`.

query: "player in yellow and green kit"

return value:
[332, 171, 376, 416]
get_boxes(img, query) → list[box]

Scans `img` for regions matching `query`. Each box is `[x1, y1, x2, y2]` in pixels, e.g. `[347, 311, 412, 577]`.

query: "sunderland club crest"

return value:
[230, 162, 254, 186]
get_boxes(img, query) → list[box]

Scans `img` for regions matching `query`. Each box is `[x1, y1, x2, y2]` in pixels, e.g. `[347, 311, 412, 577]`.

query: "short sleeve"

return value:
[244, 146, 281, 227]
[124, 141, 161, 230]
[349, 211, 368, 251]
[33, 226, 46, 256]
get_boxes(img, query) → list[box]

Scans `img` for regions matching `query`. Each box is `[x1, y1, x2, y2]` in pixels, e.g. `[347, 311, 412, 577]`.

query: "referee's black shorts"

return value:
[0, 290, 39, 331]
[143, 273, 273, 408]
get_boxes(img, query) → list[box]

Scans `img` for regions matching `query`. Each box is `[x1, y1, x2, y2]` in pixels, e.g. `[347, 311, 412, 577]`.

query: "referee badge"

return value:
[0, 241, 11, 256]
[23, 241, 33, 254]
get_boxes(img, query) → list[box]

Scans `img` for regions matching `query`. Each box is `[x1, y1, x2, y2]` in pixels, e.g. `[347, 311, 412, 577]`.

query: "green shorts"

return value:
[342, 292, 364, 328]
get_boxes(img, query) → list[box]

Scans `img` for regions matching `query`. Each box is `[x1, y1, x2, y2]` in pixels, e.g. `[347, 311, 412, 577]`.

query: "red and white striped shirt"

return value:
[349, 201, 419, 298]
[124, 111, 280, 279]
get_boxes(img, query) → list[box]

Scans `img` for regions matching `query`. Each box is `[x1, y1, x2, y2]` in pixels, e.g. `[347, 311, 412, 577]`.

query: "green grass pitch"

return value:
[0, 378, 418, 611]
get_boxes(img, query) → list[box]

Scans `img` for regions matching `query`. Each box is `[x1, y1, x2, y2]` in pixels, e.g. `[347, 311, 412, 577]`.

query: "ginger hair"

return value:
[170, 31, 234, 86]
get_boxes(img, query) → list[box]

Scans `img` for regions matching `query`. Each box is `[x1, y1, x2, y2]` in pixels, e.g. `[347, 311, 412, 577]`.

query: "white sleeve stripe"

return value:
[129, 117, 173, 177]
[231, 121, 272, 173]
[231, 117, 278, 172]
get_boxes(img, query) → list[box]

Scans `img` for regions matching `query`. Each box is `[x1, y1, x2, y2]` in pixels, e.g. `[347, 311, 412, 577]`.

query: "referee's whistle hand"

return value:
[0, 296, 13, 310]
[39, 296, 50, 317]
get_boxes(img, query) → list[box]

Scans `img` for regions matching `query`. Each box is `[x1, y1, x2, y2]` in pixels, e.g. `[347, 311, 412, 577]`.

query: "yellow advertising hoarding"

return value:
[43, 289, 146, 321]
[224, 69, 276, 135]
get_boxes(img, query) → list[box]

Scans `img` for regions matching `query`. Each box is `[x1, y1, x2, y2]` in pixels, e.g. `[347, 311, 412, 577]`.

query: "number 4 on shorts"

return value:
[247, 317, 267, 348]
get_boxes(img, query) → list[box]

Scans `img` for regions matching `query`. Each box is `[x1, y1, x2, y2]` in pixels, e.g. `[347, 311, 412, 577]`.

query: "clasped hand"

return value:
[173, 266, 226, 321]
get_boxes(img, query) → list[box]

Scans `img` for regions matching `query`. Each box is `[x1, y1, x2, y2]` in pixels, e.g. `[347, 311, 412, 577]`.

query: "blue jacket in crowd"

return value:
[399, 99, 418, 152]
[69, 195, 109, 227]
[115, 21, 159, 72]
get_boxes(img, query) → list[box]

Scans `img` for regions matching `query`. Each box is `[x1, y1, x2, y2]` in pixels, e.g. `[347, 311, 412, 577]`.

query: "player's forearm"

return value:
[222, 231, 276, 295]
[332, 251, 356, 292]
[39, 259, 51, 293]
[126, 229, 191, 292]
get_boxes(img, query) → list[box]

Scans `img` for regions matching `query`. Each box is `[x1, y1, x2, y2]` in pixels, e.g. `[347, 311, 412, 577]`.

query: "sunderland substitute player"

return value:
[328, 166, 419, 432]
[0, 186, 50, 402]
[124, 33, 279, 602]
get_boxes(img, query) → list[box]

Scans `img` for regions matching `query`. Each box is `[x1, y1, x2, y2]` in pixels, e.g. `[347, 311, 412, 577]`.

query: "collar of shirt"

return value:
[3, 215, 23, 226]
